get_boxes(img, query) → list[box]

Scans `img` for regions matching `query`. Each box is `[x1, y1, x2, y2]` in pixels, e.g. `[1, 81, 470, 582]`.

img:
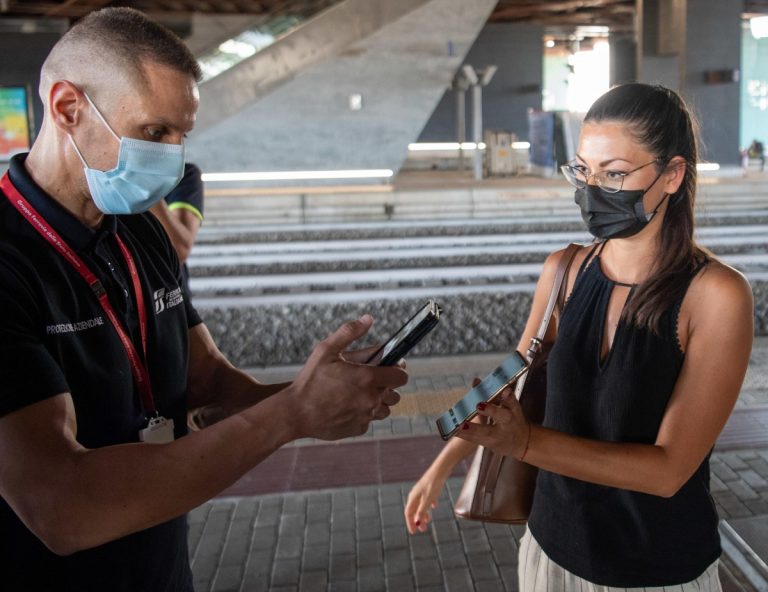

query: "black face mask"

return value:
[574, 173, 668, 239]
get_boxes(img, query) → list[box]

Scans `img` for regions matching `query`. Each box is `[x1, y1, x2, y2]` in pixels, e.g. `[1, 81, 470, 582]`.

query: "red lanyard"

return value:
[0, 172, 157, 417]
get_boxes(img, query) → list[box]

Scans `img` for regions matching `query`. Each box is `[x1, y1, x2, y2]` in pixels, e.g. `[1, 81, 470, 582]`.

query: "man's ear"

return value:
[662, 156, 687, 195]
[48, 81, 86, 134]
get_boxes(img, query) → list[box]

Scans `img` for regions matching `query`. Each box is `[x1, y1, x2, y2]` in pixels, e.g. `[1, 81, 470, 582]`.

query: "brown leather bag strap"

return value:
[526, 243, 581, 362]
[478, 244, 582, 516]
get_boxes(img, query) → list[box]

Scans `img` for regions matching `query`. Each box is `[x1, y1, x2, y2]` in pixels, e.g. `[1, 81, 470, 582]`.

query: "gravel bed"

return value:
[199, 292, 532, 367]
[188, 242, 768, 278]
[189, 251, 553, 277]
[200, 280, 768, 367]
[196, 213, 768, 245]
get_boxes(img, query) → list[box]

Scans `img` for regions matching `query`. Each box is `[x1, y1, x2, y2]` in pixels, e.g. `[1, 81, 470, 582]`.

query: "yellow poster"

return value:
[0, 87, 31, 160]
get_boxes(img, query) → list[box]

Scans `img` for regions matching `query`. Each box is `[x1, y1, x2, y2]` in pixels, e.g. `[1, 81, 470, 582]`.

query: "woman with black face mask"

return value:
[405, 83, 754, 590]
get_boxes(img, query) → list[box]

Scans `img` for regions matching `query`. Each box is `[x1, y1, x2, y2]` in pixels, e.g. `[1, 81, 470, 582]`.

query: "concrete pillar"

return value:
[683, 0, 742, 166]
[454, 85, 467, 170]
[637, 0, 742, 166]
[637, 0, 684, 91]
[609, 33, 637, 86]
[471, 83, 483, 179]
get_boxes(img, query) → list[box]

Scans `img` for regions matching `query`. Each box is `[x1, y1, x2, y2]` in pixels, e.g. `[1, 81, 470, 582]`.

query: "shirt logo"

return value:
[154, 288, 166, 314]
[154, 287, 184, 315]
[46, 316, 105, 335]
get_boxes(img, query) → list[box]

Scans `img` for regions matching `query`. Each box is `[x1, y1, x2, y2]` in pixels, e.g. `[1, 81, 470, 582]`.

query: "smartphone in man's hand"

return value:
[365, 300, 441, 366]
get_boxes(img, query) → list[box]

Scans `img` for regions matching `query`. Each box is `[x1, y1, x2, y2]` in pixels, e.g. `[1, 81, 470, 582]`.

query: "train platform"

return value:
[187, 339, 768, 592]
[198, 166, 768, 230]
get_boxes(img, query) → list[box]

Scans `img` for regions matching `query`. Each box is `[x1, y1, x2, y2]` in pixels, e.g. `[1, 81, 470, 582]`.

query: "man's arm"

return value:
[150, 162, 204, 264]
[149, 199, 201, 263]
[0, 316, 406, 556]
[185, 323, 291, 427]
[185, 320, 395, 427]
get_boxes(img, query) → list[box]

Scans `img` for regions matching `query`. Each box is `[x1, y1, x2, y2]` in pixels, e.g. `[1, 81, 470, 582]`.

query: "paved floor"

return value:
[188, 339, 768, 592]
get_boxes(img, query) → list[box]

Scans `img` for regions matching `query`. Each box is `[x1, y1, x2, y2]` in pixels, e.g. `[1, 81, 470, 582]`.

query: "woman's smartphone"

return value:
[365, 300, 441, 366]
[436, 351, 528, 440]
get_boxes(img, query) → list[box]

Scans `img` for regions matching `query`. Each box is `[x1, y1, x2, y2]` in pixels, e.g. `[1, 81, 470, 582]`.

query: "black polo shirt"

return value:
[0, 154, 202, 591]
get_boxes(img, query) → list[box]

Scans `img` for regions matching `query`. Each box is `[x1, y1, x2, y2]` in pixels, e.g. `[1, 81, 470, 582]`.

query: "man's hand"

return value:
[285, 315, 408, 440]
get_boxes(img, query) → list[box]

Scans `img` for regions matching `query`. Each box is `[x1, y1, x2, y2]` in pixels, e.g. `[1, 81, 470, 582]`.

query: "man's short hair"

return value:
[42, 7, 201, 97]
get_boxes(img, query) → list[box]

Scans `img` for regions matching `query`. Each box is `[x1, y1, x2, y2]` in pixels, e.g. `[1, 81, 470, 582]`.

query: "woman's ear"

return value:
[48, 80, 86, 134]
[662, 156, 687, 195]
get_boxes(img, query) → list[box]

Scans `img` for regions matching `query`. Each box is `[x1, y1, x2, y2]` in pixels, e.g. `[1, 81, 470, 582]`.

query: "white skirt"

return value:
[518, 528, 722, 592]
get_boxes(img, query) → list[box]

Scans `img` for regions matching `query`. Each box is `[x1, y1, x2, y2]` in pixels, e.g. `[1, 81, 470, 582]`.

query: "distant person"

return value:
[406, 83, 752, 590]
[150, 162, 203, 296]
[0, 8, 406, 591]
[749, 139, 765, 172]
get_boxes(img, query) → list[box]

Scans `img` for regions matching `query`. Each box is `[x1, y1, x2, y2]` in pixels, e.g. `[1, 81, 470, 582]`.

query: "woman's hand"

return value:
[405, 376, 500, 535]
[404, 468, 447, 534]
[456, 387, 531, 460]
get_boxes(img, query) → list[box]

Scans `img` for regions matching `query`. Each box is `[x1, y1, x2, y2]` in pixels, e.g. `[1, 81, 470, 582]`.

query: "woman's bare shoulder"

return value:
[695, 259, 751, 294]
[687, 259, 753, 317]
[541, 243, 594, 274]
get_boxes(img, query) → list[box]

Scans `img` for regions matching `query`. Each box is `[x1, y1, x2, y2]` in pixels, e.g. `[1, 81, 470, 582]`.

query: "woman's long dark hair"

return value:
[583, 83, 711, 333]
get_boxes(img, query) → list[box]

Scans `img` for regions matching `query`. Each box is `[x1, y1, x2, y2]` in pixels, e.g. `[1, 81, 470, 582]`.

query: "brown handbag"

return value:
[453, 243, 581, 523]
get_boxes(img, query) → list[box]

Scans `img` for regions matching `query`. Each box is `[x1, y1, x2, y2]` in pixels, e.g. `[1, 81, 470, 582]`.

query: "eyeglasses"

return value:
[560, 159, 660, 193]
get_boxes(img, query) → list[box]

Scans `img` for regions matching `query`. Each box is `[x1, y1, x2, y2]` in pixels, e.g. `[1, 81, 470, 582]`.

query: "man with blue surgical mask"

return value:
[67, 90, 186, 215]
[0, 8, 407, 591]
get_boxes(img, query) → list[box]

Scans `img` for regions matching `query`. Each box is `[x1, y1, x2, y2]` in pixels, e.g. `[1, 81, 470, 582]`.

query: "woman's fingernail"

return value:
[462, 422, 469, 430]
[415, 520, 420, 526]
[477, 402, 486, 410]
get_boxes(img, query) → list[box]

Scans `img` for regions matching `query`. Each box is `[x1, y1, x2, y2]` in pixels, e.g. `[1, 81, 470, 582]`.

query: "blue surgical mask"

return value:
[68, 93, 185, 215]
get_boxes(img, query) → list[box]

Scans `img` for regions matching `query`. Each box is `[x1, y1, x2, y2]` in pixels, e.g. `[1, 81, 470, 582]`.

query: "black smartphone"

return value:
[436, 351, 528, 440]
[365, 300, 441, 366]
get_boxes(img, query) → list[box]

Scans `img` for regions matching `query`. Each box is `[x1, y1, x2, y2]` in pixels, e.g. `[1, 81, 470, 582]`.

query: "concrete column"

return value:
[637, 0, 683, 91]
[609, 33, 637, 86]
[637, 0, 742, 166]
[683, 0, 742, 166]
[471, 83, 483, 179]
[455, 86, 466, 170]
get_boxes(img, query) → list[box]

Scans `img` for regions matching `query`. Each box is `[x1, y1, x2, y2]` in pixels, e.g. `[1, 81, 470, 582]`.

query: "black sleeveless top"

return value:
[527, 244, 719, 587]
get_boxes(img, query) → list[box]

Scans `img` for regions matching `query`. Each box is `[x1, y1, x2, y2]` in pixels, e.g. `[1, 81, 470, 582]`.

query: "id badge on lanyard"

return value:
[139, 416, 175, 443]
[1, 173, 175, 443]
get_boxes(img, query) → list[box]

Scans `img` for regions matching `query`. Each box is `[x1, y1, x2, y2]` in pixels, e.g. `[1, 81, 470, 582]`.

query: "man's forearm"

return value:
[31, 392, 298, 555]
[187, 357, 291, 427]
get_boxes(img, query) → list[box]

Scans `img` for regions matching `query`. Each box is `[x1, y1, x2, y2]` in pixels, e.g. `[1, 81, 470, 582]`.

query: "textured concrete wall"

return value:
[192, 0, 433, 134]
[417, 22, 544, 143]
[186, 0, 497, 176]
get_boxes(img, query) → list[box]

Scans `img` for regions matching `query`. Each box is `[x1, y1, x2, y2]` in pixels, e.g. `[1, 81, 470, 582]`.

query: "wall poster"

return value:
[0, 86, 33, 161]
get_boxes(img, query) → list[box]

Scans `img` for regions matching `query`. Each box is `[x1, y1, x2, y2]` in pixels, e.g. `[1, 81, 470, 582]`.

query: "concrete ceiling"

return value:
[0, 0, 635, 24]
[0, 0, 335, 22]
[4, 1, 768, 34]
